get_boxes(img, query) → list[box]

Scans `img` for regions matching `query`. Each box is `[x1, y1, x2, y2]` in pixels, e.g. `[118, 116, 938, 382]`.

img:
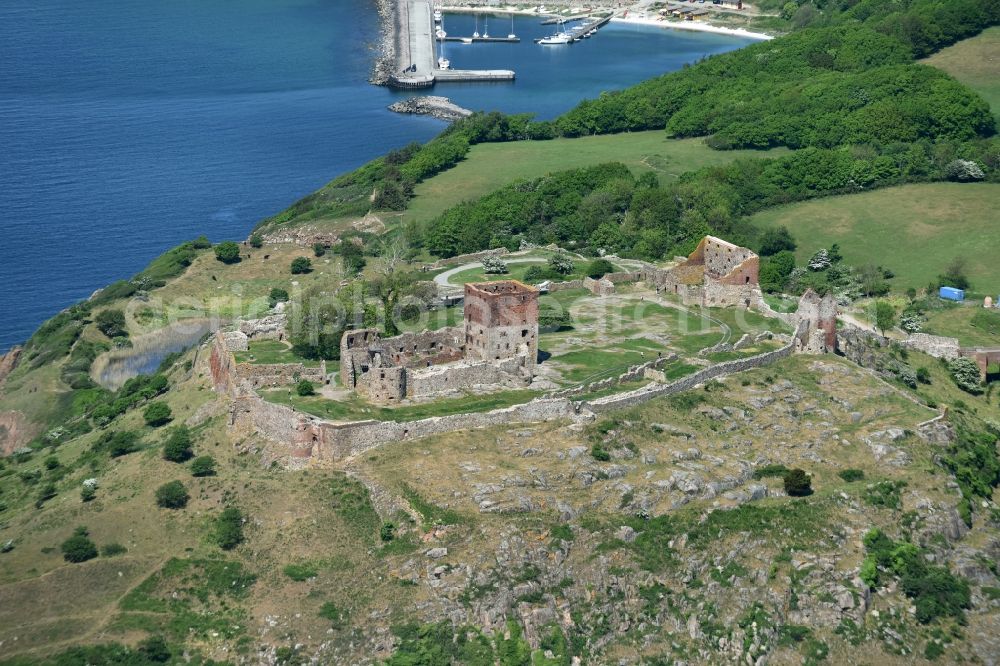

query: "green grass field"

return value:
[924, 27, 1000, 121]
[401, 134, 786, 226]
[751, 183, 1000, 293]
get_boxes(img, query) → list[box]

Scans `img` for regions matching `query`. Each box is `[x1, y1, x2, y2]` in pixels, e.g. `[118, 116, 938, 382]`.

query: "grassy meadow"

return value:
[751, 183, 1000, 294]
[400, 134, 786, 227]
[924, 26, 1000, 121]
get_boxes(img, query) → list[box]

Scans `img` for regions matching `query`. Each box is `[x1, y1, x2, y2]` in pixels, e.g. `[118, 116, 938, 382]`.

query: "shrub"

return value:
[585, 258, 615, 279]
[838, 469, 865, 482]
[283, 563, 318, 581]
[916, 367, 932, 384]
[162, 426, 193, 462]
[296, 379, 315, 396]
[36, 483, 58, 507]
[758, 226, 796, 256]
[290, 257, 312, 274]
[213, 507, 244, 550]
[95, 309, 128, 338]
[548, 251, 575, 275]
[380, 522, 396, 542]
[102, 542, 128, 557]
[949, 357, 983, 394]
[190, 455, 217, 477]
[313, 242, 327, 257]
[44, 456, 60, 470]
[945, 159, 985, 182]
[783, 469, 812, 497]
[591, 445, 610, 462]
[753, 463, 789, 480]
[95, 430, 141, 458]
[269, 287, 289, 306]
[249, 233, 264, 248]
[143, 402, 173, 427]
[81, 485, 96, 502]
[214, 241, 241, 264]
[138, 636, 171, 663]
[481, 255, 509, 274]
[61, 527, 98, 563]
[319, 601, 348, 629]
[155, 481, 189, 509]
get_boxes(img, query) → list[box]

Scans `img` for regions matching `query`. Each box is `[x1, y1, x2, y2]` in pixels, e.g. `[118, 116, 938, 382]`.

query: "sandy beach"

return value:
[612, 15, 773, 40]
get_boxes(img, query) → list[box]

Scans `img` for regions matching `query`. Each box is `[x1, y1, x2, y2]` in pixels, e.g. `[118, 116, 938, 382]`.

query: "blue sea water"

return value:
[0, 0, 753, 352]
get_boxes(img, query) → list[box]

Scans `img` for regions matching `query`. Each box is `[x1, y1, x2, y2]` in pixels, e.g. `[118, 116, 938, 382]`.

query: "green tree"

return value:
[873, 301, 896, 336]
[783, 469, 812, 497]
[269, 287, 290, 307]
[143, 402, 173, 427]
[249, 233, 264, 248]
[81, 485, 96, 502]
[585, 258, 615, 279]
[290, 257, 313, 274]
[95, 309, 127, 338]
[758, 227, 796, 256]
[155, 481, 189, 509]
[313, 242, 327, 257]
[61, 527, 98, 563]
[214, 241, 241, 264]
[190, 455, 217, 477]
[296, 379, 315, 396]
[162, 426, 193, 462]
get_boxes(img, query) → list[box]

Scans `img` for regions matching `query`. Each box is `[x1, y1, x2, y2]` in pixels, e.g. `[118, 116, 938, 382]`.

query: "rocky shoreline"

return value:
[388, 96, 473, 122]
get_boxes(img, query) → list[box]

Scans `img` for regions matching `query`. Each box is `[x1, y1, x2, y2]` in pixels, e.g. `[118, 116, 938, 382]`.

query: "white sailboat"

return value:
[508, 14, 516, 39]
[472, 14, 480, 39]
[483, 15, 489, 39]
[536, 18, 571, 44]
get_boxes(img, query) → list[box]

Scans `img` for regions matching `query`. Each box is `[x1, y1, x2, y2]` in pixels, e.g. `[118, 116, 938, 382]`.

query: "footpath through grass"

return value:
[751, 183, 1000, 293]
[402, 135, 787, 227]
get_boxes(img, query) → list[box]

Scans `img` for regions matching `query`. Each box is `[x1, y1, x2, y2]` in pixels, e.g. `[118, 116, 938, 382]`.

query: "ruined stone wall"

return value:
[380, 328, 464, 367]
[313, 398, 579, 460]
[236, 362, 326, 390]
[340, 329, 383, 388]
[230, 392, 319, 459]
[239, 314, 287, 341]
[603, 271, 640, 284]
[580, 321, 803, 413]
[902, 333, 960, 360]
[222, 331, 249, 352]
[406, 357, 526, 398]
[701, 236, 757, 279]
[547, 354, 676, 399]
[357, 365, 407, 403]
[429, 248, 510, 269]
[702, 281, 759, 309]
[583, 276, 615, 296]
[209, 332, 240, 396]
[547, 280, 584, 293]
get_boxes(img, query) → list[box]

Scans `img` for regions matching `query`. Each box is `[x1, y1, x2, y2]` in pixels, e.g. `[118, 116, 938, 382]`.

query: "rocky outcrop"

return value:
[388, 96, 473, 122]
[0, 346, 22, 388]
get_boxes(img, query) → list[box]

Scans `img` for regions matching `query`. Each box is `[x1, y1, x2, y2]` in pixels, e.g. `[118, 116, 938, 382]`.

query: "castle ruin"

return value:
[340, 280, 539, 403]
[660, 236, 762, 308]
